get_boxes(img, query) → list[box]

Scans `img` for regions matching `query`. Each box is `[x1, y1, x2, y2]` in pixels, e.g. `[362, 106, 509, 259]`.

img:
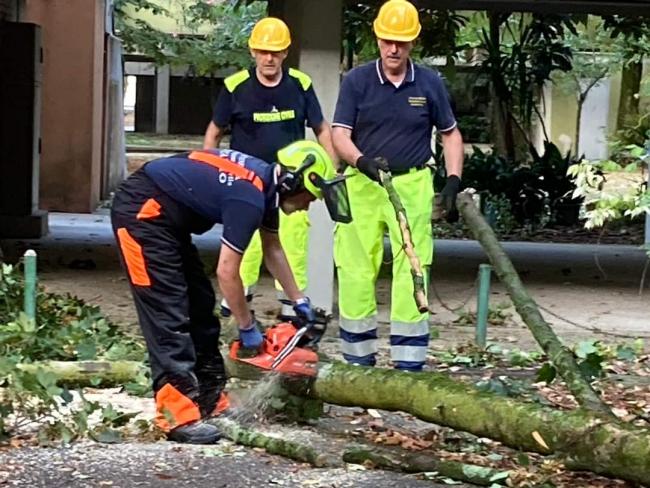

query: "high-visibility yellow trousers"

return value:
[334, 167, 433, 371]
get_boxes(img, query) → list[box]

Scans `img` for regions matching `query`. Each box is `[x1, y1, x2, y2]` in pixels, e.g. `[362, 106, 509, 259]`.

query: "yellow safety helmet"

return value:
[248, 17, 291, 51]
[373, 0, 421, 42]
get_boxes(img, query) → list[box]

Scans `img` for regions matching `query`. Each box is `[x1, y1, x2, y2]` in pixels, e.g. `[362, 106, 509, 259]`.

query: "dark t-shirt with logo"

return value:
[333, 59, 457, 172]
[143, 149, 279, 254]
[212, 67, 324, 164]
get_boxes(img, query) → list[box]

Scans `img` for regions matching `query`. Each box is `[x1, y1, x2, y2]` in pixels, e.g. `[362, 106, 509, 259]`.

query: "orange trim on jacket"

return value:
[116, 227, 151, 287]
[188, 151, 264, 192]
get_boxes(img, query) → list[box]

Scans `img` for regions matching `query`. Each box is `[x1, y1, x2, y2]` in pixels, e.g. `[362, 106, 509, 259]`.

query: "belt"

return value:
[389, 164, 428, 176]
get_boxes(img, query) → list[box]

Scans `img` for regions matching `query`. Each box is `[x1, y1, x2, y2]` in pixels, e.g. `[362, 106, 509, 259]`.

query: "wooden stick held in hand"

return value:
[379, 167, 429, 313]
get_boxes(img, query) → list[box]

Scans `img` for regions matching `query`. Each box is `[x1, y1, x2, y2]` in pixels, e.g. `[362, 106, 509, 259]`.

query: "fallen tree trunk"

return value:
[210, 417, 338, 467]
[290, 362, 650, 486]
[343, 446, 509, 486]
[456, 192, 612, 417]
[17, 360, 145, 388]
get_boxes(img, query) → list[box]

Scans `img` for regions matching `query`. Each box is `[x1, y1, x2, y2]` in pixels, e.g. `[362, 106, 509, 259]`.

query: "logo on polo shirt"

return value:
[408, 96, 427, 107]
[253, 109, 296, 123]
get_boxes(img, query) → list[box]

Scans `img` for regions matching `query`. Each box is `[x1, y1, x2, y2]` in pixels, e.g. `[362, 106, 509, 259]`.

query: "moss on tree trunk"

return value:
[301, 362, 650, 485]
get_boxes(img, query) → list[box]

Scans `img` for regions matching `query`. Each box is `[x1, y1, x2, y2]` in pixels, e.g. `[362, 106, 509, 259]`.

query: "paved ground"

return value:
[0, 441, 454, 488]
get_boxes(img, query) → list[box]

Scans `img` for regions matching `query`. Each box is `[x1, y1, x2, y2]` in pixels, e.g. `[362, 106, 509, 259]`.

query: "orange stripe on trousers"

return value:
[116, 227, 151, 286]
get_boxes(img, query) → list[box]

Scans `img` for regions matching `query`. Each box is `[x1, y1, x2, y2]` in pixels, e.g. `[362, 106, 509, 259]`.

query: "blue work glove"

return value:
[238, 318, 264, 350]
[293, 297, 316, 324]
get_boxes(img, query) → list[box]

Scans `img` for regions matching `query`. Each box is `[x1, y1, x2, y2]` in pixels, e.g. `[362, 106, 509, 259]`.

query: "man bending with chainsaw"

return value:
[111, 141, 347, 444]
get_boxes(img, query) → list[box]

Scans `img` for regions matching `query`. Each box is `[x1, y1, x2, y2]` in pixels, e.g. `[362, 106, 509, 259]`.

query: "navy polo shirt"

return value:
[143, 149, 279, 254]
[333, 59, 457, 172]
[213, 67, 325, 164]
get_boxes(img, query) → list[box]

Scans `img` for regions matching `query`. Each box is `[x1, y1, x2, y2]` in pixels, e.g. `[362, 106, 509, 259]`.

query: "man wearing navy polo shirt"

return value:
[203, 17, 336, 319]
[332, 0, 464, 372]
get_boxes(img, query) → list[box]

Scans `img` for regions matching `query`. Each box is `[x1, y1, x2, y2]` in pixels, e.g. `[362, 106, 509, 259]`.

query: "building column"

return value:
[270, 0, 343, 313]
[23, 0, 106, 213]
[155, 65, 170, 134]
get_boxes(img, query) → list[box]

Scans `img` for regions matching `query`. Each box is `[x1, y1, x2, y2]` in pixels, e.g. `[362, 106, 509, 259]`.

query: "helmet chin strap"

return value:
[278, 154, 316, 196]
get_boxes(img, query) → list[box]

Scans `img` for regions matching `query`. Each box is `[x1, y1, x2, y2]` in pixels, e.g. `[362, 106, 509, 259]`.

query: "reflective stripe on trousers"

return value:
[339, 316, 379, 359]
[390, 319, 429, 363]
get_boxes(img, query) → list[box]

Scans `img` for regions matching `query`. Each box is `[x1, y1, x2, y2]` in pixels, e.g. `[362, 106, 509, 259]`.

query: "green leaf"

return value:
[516, 452, 530, 466]
[462, 465, 496, 479]
[58, 424, 75, 444]
[93, 427, 123, 444]
[488, 470, 510, 483]
[575, 340, 599, 359]
[487, 453, 504, 462]
[578, 353, 604, 380]
[429, 326, 440, 340]
[59, 387, 74, 404]
[76, 341, 97, 360]
[536, 363, 557, 383]
[616, 345, 637, 361]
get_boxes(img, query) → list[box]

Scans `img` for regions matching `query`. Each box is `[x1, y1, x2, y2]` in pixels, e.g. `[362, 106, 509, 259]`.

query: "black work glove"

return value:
[436, 175, 461, 223]
[356, 155, 389, 183]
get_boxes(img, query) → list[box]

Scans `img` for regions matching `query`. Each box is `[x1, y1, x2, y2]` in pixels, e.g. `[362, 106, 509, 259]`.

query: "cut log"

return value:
[289, 362, 650, 486]
[343, 446, 509, 486]
[456, 192, 612, 417]
[17, 360, 145, 388]
[209, 417, 340, 468]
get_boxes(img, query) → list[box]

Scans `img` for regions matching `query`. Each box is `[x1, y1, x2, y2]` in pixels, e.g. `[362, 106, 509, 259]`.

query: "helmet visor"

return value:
[309, 174, 353, 224]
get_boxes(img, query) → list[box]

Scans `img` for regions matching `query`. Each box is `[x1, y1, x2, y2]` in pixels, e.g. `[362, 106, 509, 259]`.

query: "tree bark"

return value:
[617, 60, 642, 131]
[343, 446, 508, 486]
[456, 192, 612, 417]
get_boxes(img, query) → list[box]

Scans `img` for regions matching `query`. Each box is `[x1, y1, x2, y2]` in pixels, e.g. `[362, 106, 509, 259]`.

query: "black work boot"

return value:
[167, 420, 221, 444]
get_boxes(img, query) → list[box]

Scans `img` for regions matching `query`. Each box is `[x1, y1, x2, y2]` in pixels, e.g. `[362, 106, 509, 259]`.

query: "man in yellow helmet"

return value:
[111, 140, 348, 444]
[332, 0, 464, 371]
[203, 17, 337, 320]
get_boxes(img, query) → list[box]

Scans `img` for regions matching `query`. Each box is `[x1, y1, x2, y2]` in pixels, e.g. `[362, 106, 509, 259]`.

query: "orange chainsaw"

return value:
[229, 307, 329, 377]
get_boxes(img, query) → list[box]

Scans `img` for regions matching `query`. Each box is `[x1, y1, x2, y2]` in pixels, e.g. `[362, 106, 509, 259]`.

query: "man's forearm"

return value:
[332, 126, 363, 165]
[203, 121, 223, 150]
[441, 127, 464, 178]
[314, 122, 339, 167]
[218, 273, 251, 327]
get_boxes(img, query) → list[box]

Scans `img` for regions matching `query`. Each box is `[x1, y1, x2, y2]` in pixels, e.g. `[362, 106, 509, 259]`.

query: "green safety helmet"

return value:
[276, 140, 352, 223]
[276, 140, 334, 199]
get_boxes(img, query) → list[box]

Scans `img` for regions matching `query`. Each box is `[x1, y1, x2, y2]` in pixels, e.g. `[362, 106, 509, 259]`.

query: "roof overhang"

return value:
[411, 0, 650, 15]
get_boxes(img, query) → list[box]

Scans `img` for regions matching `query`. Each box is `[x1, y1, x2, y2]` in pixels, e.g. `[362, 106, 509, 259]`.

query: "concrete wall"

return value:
[23, 0, 106, 212]
[268, 0, 343, 312]
[549, 60, 650, 159]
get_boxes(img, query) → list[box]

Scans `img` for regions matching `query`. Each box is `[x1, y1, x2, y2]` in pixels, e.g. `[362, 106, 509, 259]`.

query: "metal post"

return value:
[646, 160, 650, 249]
[476, 264, 492, 349]
[23, 249, 37, 321]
